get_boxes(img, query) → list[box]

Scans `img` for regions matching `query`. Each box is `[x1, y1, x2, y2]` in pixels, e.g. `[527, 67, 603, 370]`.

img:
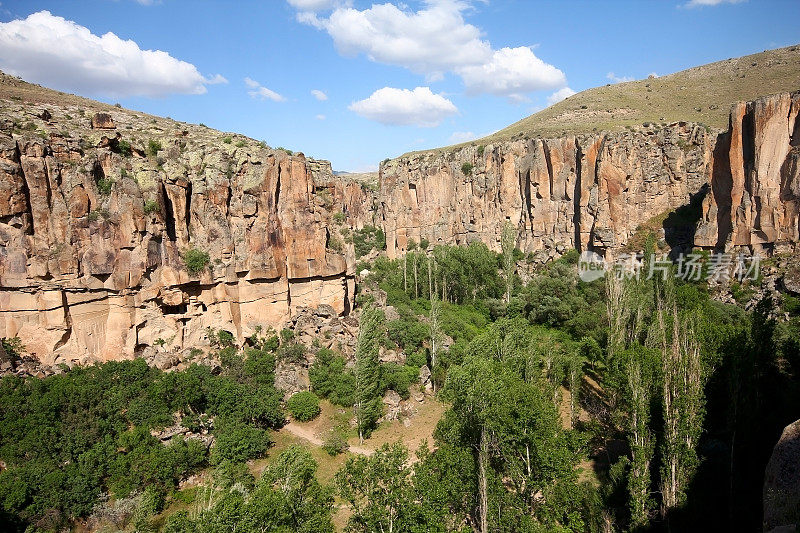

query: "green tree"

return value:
[354, 308, 383, 443]
[336, 443, 417, 533]
[501, 221, 516, 303]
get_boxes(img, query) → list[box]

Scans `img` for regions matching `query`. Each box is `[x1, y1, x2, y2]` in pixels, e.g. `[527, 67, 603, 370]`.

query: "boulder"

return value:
[419, 365, 432, 391]
[382, 390, 402, 421]
[91, 112, 115, 129]
[764, 419, 800, 532]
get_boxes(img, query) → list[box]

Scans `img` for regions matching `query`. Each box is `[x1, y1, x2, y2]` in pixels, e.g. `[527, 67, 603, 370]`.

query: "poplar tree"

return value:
[354, 307, 382, 443]
[501, 222, 516, 303]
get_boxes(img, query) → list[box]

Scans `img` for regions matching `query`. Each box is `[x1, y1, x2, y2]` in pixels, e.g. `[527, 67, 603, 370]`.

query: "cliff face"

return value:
[1, 84, 798, 366]
[0, 102, 369, 365]
[696, 92, 800, 252]
[380, 91, 800, 261]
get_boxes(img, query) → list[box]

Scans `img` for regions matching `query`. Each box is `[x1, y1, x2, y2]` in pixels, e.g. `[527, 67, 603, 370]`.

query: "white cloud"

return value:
[0, 11, 225, 98]
[292, 1, 569, 100]
[606, 72, 635, 84]
[683, 0, 744, 6]
[244, 77, 285, 102]
[316, 114, 326, 120]
[311, 89, 328, 101]
[458, 46, 566, 101]
[287, 0, 340, 11]
[546, 86, 576, 106]
[449, 131, 476, 143]
[314, 1, 491, 78]
[349, 86, 458, 127]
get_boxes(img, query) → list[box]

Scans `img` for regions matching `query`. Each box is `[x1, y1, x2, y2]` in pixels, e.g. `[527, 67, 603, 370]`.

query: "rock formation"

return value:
[763, 418, 800, 532]
[0, 99, 372, 365]
[380, 91, 800, 261]
[0, 77, 798, 366]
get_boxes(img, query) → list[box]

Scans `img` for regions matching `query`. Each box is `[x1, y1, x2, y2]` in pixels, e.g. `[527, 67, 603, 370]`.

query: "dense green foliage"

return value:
[0, 345, 284, 530]
[350, 225, 386, 258]
[163, 446, 334, 533]
[287, 391, 321, 422]
[2, 238, 798, 532]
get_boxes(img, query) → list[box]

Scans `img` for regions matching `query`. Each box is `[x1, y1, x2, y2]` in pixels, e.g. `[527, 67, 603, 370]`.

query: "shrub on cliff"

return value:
[146, 139, 162, 158]
[287, 391, 321, 422]
[183, 247, 210, 275]
[461, 162, 473, 176]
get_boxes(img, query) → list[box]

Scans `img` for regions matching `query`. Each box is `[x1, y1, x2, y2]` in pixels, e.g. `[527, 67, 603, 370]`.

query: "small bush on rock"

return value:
[183, 247, 210, 275]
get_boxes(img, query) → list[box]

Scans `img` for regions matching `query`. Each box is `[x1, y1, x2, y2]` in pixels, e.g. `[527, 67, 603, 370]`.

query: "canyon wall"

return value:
[0, 109, 370, 365]
[0, 90, 797, 366]
[379, 91, 800, 261]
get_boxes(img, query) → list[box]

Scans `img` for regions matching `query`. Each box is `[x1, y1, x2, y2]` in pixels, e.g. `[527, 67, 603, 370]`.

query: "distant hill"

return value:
[428, 44, 800, 152]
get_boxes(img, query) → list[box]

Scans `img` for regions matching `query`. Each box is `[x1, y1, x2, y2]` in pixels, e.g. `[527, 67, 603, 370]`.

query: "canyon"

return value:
[0, 73, 798, 365]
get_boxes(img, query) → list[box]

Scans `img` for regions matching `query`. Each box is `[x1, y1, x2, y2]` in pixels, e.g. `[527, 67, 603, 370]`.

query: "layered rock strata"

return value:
[0, 105, 370, 364]
[380, 91, 800, 261]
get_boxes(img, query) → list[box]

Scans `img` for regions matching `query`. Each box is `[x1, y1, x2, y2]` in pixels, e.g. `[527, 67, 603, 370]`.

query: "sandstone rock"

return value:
[275, 363, 310, 397]
[379, 346, 403, 364]
[91, 113, 115, 129]
[764, 419, 800, 532]
[783, 264, 800, 295]
[419, 365, 432, 391]
[381, 92, 800, 260]
[409, 384, 424, 403]
[382, 389, 402, 421]
[384, 305, 400, 321]
[0, 113, 363, 364]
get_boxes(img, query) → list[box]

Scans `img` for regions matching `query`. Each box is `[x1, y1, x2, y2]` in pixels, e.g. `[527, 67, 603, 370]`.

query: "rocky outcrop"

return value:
[764, 419, 800, 532]
[0, 102, 370, 365]
[380, 91, 800, 261]
[2, 85, 798, 367]
[696, 92, 800, 254]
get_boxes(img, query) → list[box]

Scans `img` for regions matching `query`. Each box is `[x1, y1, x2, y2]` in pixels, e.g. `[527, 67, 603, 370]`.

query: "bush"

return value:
[235, 140, 246, 148]
[310, 348, 356, 406]
[380, 363, 418, 400]
[1, 337, 25, 358]
[322, 429, 348, 456]
[351, 225, 386, 258]
[222, 136, 232, 144]
[277, 342, 306, 363]
[183, 247, 210, 275]
[143, 200, 159, 215]
[287, 391, 321, 422]
[117, 140, 132, 157]
[387, 316, 427, 352]
[146, 139, 162, 158]
[97, 177, 114, 195]
[461, 162, 474, 176]
[211, 422, 271, 464]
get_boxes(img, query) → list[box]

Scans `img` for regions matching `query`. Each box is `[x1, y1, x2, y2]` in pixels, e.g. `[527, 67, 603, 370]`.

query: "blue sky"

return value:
[0, 0, 797, 171]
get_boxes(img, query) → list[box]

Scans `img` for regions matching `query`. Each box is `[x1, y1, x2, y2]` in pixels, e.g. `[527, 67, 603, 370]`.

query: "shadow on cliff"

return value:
[663, 183, 709, 259]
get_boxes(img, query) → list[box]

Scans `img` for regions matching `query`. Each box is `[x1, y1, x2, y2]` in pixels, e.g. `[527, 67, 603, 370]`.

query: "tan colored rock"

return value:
[90, 113, 115, 129]
[0, 121, 365, 365]
[383, 92, 800, 260]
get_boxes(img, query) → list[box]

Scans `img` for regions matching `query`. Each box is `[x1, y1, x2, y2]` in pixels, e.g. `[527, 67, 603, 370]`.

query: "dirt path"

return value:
[283, 422, 373, 456]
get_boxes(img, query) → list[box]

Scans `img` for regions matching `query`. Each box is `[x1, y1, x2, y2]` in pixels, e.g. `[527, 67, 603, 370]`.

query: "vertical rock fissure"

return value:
[17, 142, 35, 236]
[542, 140, 554, 200]
[573, 142, 583, 251]
[275, 164, 281, 210]
[184, 181, 192, 239]
[53, 290, 72, 351]
[160, 182, 177, 241]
